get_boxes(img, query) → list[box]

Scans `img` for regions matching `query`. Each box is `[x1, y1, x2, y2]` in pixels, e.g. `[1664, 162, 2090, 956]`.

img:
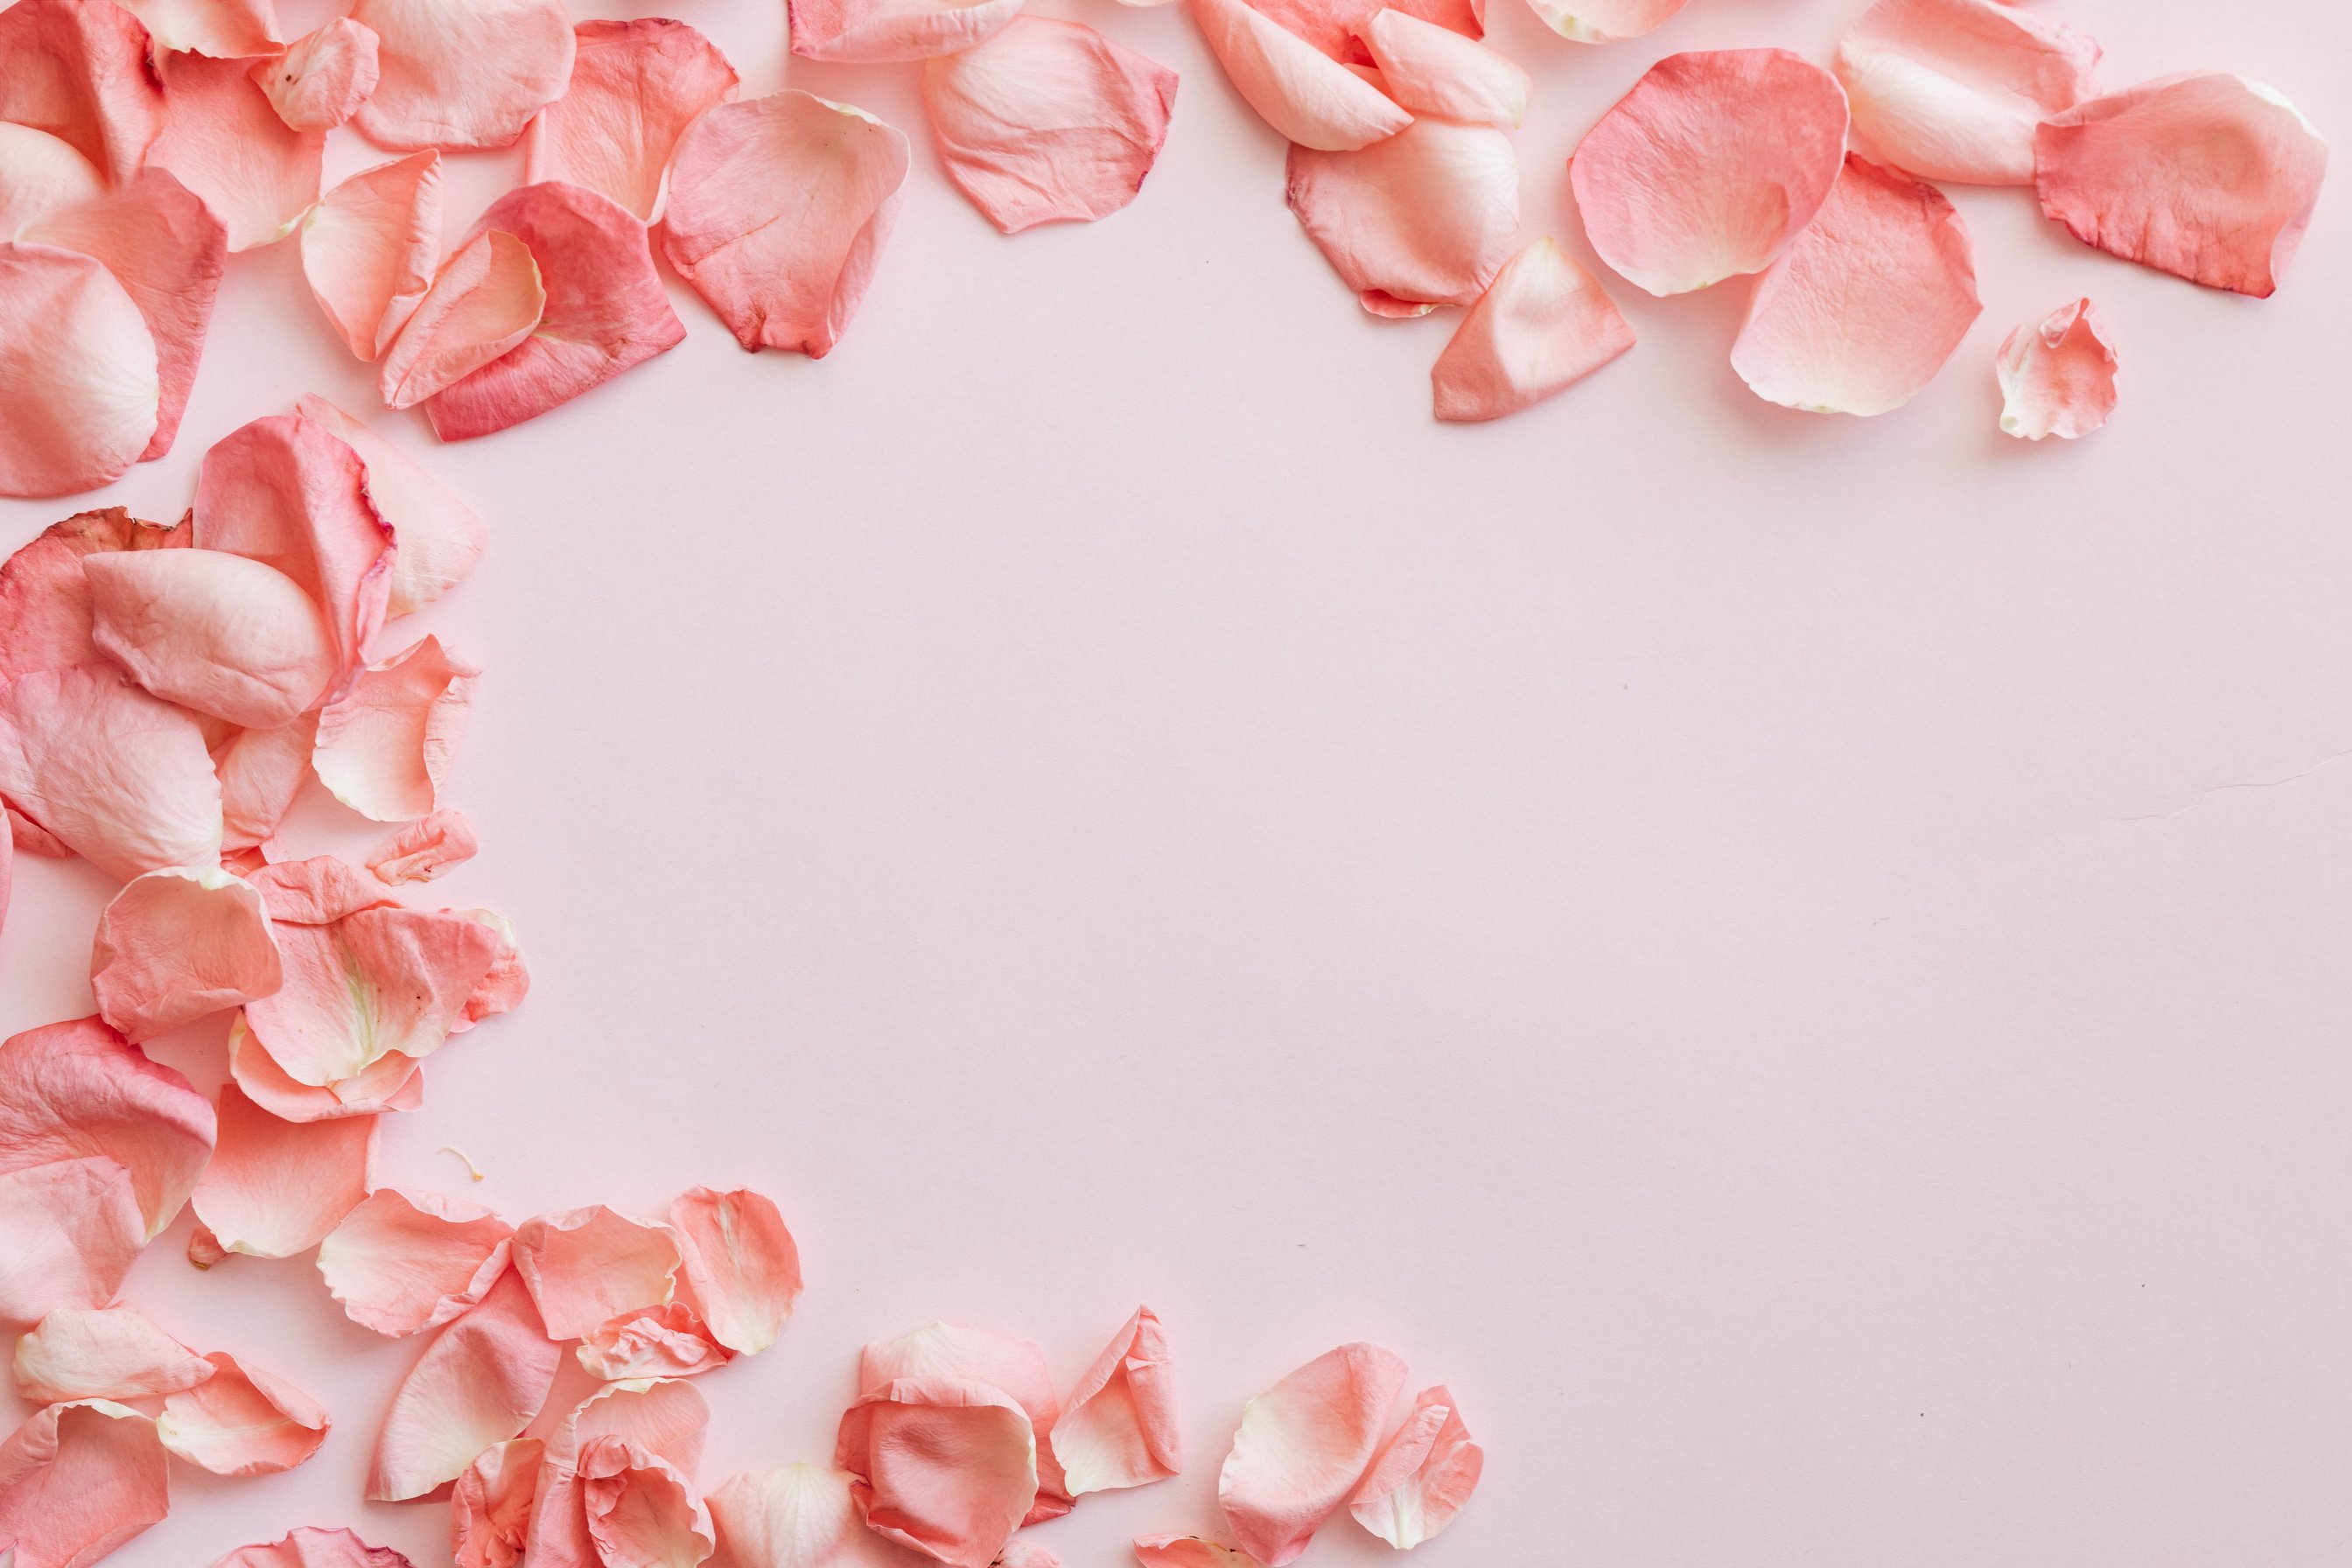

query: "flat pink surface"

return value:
[6, 0, 2350, 1562]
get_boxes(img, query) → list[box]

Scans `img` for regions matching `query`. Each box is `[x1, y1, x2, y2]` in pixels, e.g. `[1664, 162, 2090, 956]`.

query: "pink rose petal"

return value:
[1996, 296, 2118, 441]
[708, 1463, 934, 1568]
[836, 1376, 1039, 1568]
[451, 906, 530, 1030]
[513, 1205, 685, 1341]
[300, 151, 443, 361]
[580, 1433, 718, 1565]
[1355, 9, 1524, 128]
[1050, 1306, 1180, 1499]
[0, 1015, 215, 1238]
[11, 1305, 214, 1403]
[90, 865, 284, 1041]
[0, 1399, 169, 1567]
[0, 122, 108, 248]
[1522, 0, 1686, 43]
[248, 852, 396, 924]
[996, 1541, 1058, 1568]
[84, 549, 338, 727]
[295, 396, 486, 616]
[524, 1377, 711, 1565]
[1835, 0, 2100, 186]
[368, 1267, 561, 1502]
[524, 18, 740, 221]
[1, 507, 187, 682]
[1192, 0, 1409, 151]
[311, 634, 479, 821]
[242, 902, 502, 1087]
[214, 1526, 420, 1567]
[0, 1158, 145, 1327]
[215, 713, 321, 854]
[380, 231, 546, 411]
[0, 0, 166, 186]
[227, 1011, 425, 1121]
[147, 50, 325, 251]
[188, 1082, 376, 1257]
[1286, 116, 1520, 316]
[350, 0, 577, 152]
[0, 662, 222, 878]
[368, 808, 480, 885]
[1130, 1536, 1257, 1568]
[318, 1186, 514, 1336]
[158, 1349, 331, 1475]
[1346, 1385, 1481, 1548]
[256, 18, 382, 133]
[788, 0, 1024, 65]
[452, 1437, 543, 1568]
[577, 1303, 732, 1381]
[862, 1324, 1068, 1522]
[1225, 0, 1475, 66]
[1431, 236, 1634, 422]
[1217, 1343, 1407, 1567]
[0, 242, 159, 498]
[668, 1186, 802, 1356]
[119, 0, 279, 59]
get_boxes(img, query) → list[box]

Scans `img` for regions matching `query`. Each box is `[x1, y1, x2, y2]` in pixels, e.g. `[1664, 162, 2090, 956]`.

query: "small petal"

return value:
[214, 716, 321, 853]
[12, 1305, 213, 1403]
[452, 1438, 544, 1568]
[1346, 1386, 1481, 1548]
[90, 865, 283, 1040]
[1835, 0, 2100, 186]
[350, 0, 577, 152]
[294, 396, 486, 616]
[379, 231, 545, 410]
[188, 1081, 376, 1257]
[1191, 0, 1410, 151]
[256, 18, 382, 132]
[996, 1542, 1057, 1568]
[368, 808, 480, 884]
[578, 1303, 732, 1381]
[1217, 1343, 1408, 1567]
[0, 0, 167, 186]
[524, 18, 740, 221]
[118, 0, 279, 58]
[1286, 116, 1519, 315]
[835, 1377, 1039, 1568]
[0, 1015, 215, 1238]
[0, 242, 159, 498]
[788, 0, 1023, 65]
[580, 1434, 718, 1566]
[452, 906, 530, 1029]
[311, 634, 479, 820]
[158, 1349, 331, 1475]
[1236, 0, 1485, 63]
[0, 662, 222, 878]
[0, 506, 187, 682]
[1522, 0, 1686, 44]
[368, 1267, 562, 1502]
[668, 1186, 802, 1356]
[0, 1400, 169, 1567]
[300, 151, 443, 360]
[318, 1186, 514, 1336]
[1996, 297, 2118, 440]
[0, 1158, 145, 1327]
[242, 903, 502, 1085]
[1431, 236, 1634, 421]
[861, 1324, 1067, 1521]
[1130, 1536, 1256, 1568]
[525, 1377, 711, 1567]
[709, 1463, 932, 1568]
[147, 50, 324, 251]
[1050, 1306, 1180, 1498]
[1355, 10, 1524, 128]
[248, 851, 395, 924]
[513, 1205, 684, 1340]
[214, 1525, 421, 1567]
[227, 1011, 424, 1121]
[83, 549, 338, 727]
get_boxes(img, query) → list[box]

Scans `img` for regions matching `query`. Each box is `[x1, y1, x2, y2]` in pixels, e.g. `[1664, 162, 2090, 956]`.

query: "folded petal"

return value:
[318, 1186, 514, 1336]
[2034, 72, 2328, 298]
[525, 1377, 711, 1566]
[248, 851, 395, 923]
[0, 121, 107, 238]
[311, 634, 478, 820]
[380, 231, 545, 410]
[0, 1158, 145, 1327]
[661, 92, 910, 359]
[158, 1349, 331, 1474]
[1731, 154, 1981, 416]
[0, 1015, 215, 1237]
[1522, 0, 1685, 44]
[119, 0, 279, 58]
[710, 1464, 933, 1568]
[0, 0, 166, 186]
[1346, 1386, 1480, 1548]
[367, 808, 479, 885]
[860, 1324, 1066, 1520]
[83, 549, 338, 727]
[0, 1400, 169, 1567]
[1191, 0, 1409, 151]
[147, 50, 324, 251]
[836, 1377, 1038, 1568]
[90, 864, 283, 1040]
[1355, 10, 1523, 128]
[1051, 1306, 1180, 1499]
[215, 714, 321, 853]
[12, 1305, 213, 1403]
[668, 1186, 802, 1357]
[452, 1437, 543, 1568]
[0, 242, 159, 497]
[524, 18, 739, 221]
[1, 506, 187, 682]
[256, 18, 382, 132]
[214, 1525, 421, 1567]
[580, 1434, 718, 1566]
[1431, 236, 1634, 420]
[788, 0, 1023, 64]
[188, 1081, 376, 1257]
[578, 1303, 732, 1381]
[243, 904, 502, 1085]
[452, 906, 530, 1030]
[514, 1205, 684, 1340]
[1217, 1343, 1407, 1567]
[228, 1010, 425, 1120]
[0, 662, 222, 878]
[426, 181, 685, 439]
[1130, 1536, 1256, 1568]
[368, 1267, 562, 1501]
[350, 0, 577, 151]
[300, 151, 442, 360]
[294, 396, 485, 616]
[1996, 296, 2117, 440]
[1834, 0, 2099, 186]
[1569, 48, 1850, 296]
[1285, 116, 1518, 315]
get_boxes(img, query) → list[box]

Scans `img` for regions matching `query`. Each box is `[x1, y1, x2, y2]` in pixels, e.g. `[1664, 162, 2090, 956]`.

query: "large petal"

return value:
[0, 1015, 215, 1237]
[84, 549, 338, 727]
[834, 1377, 1038, 1568]
[1240, 0, 1482, 66]
[11, 1305, 213, 1403]
[227, 1011, 425, 1121]
[1050, 1306, 1180, 1498]
[0, 242, 158, 498]
[788, 0, 1023, 65]
[661, 92, 910, 359]
[452, 1438, 543, 1568]
[513, 1205, 684, 1340]
[577, 1303, 732, 1381]
[0, 1400, 169, 1567]
[0, 506, 186, 682]
[1286, 116, 1517, 316]
[242, 905, 502, 1086]
[1522, 0, 1685, 45]
[524, 18, 739, 221]
[1130, 1537, 1256, 1568]
[318, 1186, 514, 1336]
[0, 662, 221, 878]
[188, 1082, 376, 1257]
[1834, 0, 2099, 186]
[349, 0, 577, 151]
[90, 864, 283, 1041]
[310, 634, 479, 820]
[1191, 0, 1409, 151]
[860, 1325, 1066, 1520]
[147, 50, 325, 252]
[579, 1434, 717, 1566]
[1431, 236, 1634, 421]
[0, 1158, 145, 1327]
[215, 712, 320, 854]
[256, 18, 382, 133]
[0, 122, 107, 241]
[158, 1349, 331, 1475]
[1730, 154, 1981, 416]
[709, 1464, 932, 1568]
[1346, 1385, 1480, 1548]
[668, 1186, 802, 1356]
[296, 396, 486, 616]
[1569, 48, 1850, 296]
[0, 0, 166, 186]
[368, 1267, 561, 1501]
[1996, 297, 2118, 441]
[380, 232, 545, 410]
[1216, 1343, 1407, 1567]
[119, 0, 279, 58]
[300, 151, 443, 360]
[214, 1526, 422, 1567]
[368, 808, 479, 884]
[1355, 9, 1523, 128]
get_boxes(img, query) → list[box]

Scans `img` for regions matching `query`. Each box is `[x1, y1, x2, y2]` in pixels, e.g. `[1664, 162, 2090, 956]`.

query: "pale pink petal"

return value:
[668, 1186, 802, 1356]
[1217, 1343, 1407, 1568]
[318, 1186, 514, 1336]
[451, 906, 530, 1030]
[299, 151, 442, 360]
[119, 0, 278, 58]
[836, 1377, 1039, 1568]
[581, 1434, 718, 1566]
[248, 852, 395, 924]
[661, 92, 910, 359]
[1355, 10, 1523, 128]
[860, 1325, 1066, 1521]
[788, 0, 1023, 65]
[157, 1349, 330, 1475]
[12, 1305, 213, 1403]
[368, 808, 480, 884]
[524, 18, 739, 221]
[1346, 1386, 1480, 1548]
[2035, 72, 2328, 298]
[1130, 1536, 1256, 1568]
[214, 1525, 421, 1567]
[0, 122, 108, 241]
[294, 396, 485, 615]
[147, 50, 323, 251]
[0, 242, 159, 497]
[1522, 0, 1685, 43]
[1569, 48, 1850, 296]
[350, 0, 577, 152]
[310, 634, 478, 820]
[1835, 0, 2098, 186]
[1285, 116, 1518, 315]
[0, 662, 221, 878]
[368, 1267, 561, 1501]
[1, 507, 186, 682]
[215, 712, 320, 853]
[0, 1158, 145, 1327]
[227, 1010, 425, 1121]
[242, 904, 502, 1085]
[452, 1438, 544, 1568]
[1431, 236, 1634, 421]
[379, 231, 545, 410]
[513, 1205, 684, 1340]
[256, 18, 381, 132]
[90, 864, 283, 1040]
[0, 0, 166, 186]
[995, 1542, 1057, 1568]
[920, 18, 1176, 234]
[426, 181, 685, 439]
[0, 1015, 216, 1237]
[1191, 0, 1409, 151]
[1731, 154, 1981, 416]
[83, 550, 337, 726]
[1224, 0, 1487, 64]
[188, 1082, 376, 1257]
[1050, 1306, 1180, 1498]
[709, 1464, 934, 1568]
[0, 1400, 169, 1567]
[1996, 297, 2118, 440]
[578, 1303, 732, 1381]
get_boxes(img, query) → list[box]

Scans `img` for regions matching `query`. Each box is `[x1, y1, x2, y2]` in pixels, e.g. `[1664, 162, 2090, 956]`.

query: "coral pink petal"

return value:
[1346, 1386, 1481, 1548]
[1732, 154, 1981, 416]
[0, 1015, 216, 1237]
[709, 1464, 934, 1568]
[1050, 1306, 1180, 1498]
[1285, 117, 1519, 315]
[227, 1012, 424, 1121]
[580, 1435, 718, 1565]
[158, 1350, 331, 1475]
[300, 151, 443, 361]
[350, 0, 576, 151]
[311, 634, 479, 820]
[380, 231, 545, 410]
[1570, 48, 1850, 296]
[0, 662, 222, 878]
[296, 397, 486, 615]
[147, 50, 324, 252]
[425, 181, 685, 439]
[1216, 1343, 1408, 1567]
[0, 122, 107, 238]
[920, 17, 1177, 234]
[1191, 0, 1409, 151]
[12, 1305, 213, 1403]
[1522, 0, 1685, 42]
[188, 1082, 376, 1257]
[0, 0, 166, 186]
[256, 18, 382, 132]
[452, 906, 530, 1030]
[668, 1186, 802, 1356]
[368, 1268, 561, 1501]
[0, 1400, 169, 1567]
[522, 1377, 711, 1567]
[83, 549, 338, 727]
[788, 0, 1023, 65]
[513, 1205, 684, 1340]
[368, 808, 480, 884]
[119, 0, 278, 58]
[248, 852, 396, 924]
[1431, 236, 1634, 421]
[1997, 296, 2118, 440]
[1130, 1536, 1257, 1568]
[1835, 0, 2099, 186]
[1356, 9, 1524, 128]
[90, 865, 283, 1041]
[835, 1376, 1039, 1568]
[243, 904, 501, 1086]
[2035, 73, 2329, 298]
[576, 1304, 732, 1381]
[0, 242, 158, 498]
[318, 1186, 514, 1336]
[0, 1158, 145, 1327]
[524, 18, 739, 221]
[0, 506, 186, 682]
[661, 91, 911, 359]
[860, 1324, 1067, 1521]
[215, 713, 321, 854]
[452, 1438, 543, 1568]
[214, 1526, 421, 1567]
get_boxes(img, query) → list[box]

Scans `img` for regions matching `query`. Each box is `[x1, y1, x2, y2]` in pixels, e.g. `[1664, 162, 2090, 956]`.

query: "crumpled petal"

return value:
[524, 18, 739, 221]
[0, 121, 107, 237]
[83, 548, 338, 727]
[215, 712, 320, 854]
[1130, 1536, 1255, 1568]
[368, 1267, 561, 1502]
[452, 906, 530, 1029]
[1217, 1343, 1407, 1567]
[350, 0, 577, 152]
[788, 0, 1023, 65]
[1191, 0, 1409, 151]
[0, 1015, 215, 1238]
[0, 1399, 169, 1567]
[1050, 1306, 1179, 1498]
[157, 1349, 331, 1475]
[214, 1525, 421, 1567]
[300, 151, 442, 360]
[119, 0, 278, 58]
[294, 396, 486, 616]
[1431, 236, 1634, 421]
[580, 1433, 718, 1565]
[513, 1205, 684, 1340]
[861, 1324, 1067, 1522]
[250, 851, 395, 923]
[90, 864, 284, 1040]
[1731, 154, 1981, 416]
[1, 507, 186, 682]
[1286, 116, 1519, 316]
[1346, 1385, 1480, 1548]
[0, 662, 221, 878]
[368, 808, 479, 884]
[0, 0, 166, 186]
[242, 902, 502, 1086]
[380, 231, 545, 410]
[1996, 296, 2117, 440]
[1522, 0, 1685, 43]
[227, 1010, 425, 1120]
[318, 1186, 514, 1336]
[1355, 10, 1523, 128]
[188, 1081, 376, 1257]
[256, 18, 382, 132]
[12, 1305, 213, 1403]
[836, 1376, 1039, 1568]
[147, 50, 324, 251]
[0, 242, 159, 497]
[452, 1437, 543, 1568]
[525, 1377, 711, 1565]
[1834, 0, 2099, 186]
[662, 92, 910, 359]
[426, 181, 686, 439]
[709, 1463, 932, 1568]
[1569, 48, 1850, 296]
[920, 17, 1178, 234]
[668, 1186, 802, 1357]
[2034, 72, 2329, 298]
[578, 1303, 732, 1381]
[310, 634, 478, 820]
[0, 1158, 145, 1327]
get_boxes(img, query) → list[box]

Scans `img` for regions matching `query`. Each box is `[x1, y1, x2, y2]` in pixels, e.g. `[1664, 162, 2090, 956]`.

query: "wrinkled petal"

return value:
[1835, 0, 2099, 186]
[350, 0, 577, 151]
[83, 549, 337, 727]
[835, 1377, 1038, 1568]
[1191, 0, 1409, 151]
[0, 242, 159, 497]
[12, 1305, 213, 1403]
[788, 0, 1022, 65]
[662, 92, 910, 359]
[0, 1400, 169, 1567]
[0, 1158, 145, 1327]
[1051, 1306, 1179, 1499]
[1217, 1343, 1407, 1568]
[215, 713, 320, 854]
[311, 634, 478, 820]
[300, 151, 442, 360]
[380, 231, 545, 410]
[1996, 296, 2117, 440]
[248, 851, 395, 923]
[0, 1015, 215, 1237]
[368, 1267, 561, 1501]
[91, 864, 283, 1040]
[295, 396, 485, 615]
[243, 903, 502, 1085]
[1, 506, 186, 682]
[452, 906, 530, 1030]
[147, 50, 324, 251]
[578, 1303, 732, 1381]
[995, 1542, 1057, 1568]
[1286, 117, 1518, 315]
[709, 1464, 932, 1568]
[1431, 236, 1634, 421]
[119, 0, 279, 58]
[0, 122, 107, 240]
[861, 1325, 1065, 1521]
[2035, 72, 2328, 298]
[524, 18, 739, 221]
[525, 1377, 710, 1566]
[1355, 10, 1523, 128]
[1130, 1536, 1256, 1568]
[227, 1010, 424, 1120]
[158, 1349, 330, 1475]
[452, 1437, 544, 1568]
[1346, 1386, 1480, 1549]
[0, 0, 166, 186]
[368, 808, 479, 884]
[1731, 154, 1981, 416]
[921, 18, 1177, 234]
[1569, 48, 1850, 296]
[188, 1081, 376, 1257]
[214, 1525, 421, 1567]
[0, 662, 221, 878]
[318, 1186, 514, 1336]
[668, 1186, 802, 1357]
[1522, 0, 1685, 44]
[580, 1434, 718, 1566]
[256, 18, 381, 132]
[513, 1205, 684, 1340]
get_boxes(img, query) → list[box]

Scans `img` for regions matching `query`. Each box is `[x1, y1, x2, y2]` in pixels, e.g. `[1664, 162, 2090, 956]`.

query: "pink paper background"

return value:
[5, 0, 2350, 1562]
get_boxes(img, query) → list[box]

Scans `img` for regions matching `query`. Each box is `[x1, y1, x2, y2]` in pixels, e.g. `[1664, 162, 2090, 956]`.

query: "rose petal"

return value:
[1130, 1536, 1256, 1568]
[0, 1015, 215, 1238]
[294, 396, 486, 616]
[248, 852, 396, 924]
[299, 151, 443, 360]
[0, 1158, 145, 1327]
[147, 50, 324, 251]
[1834, 0, 2099, 186]
[836, 1377, 1039, 1568]
[256, 18, 382, 132]
[158, 1349, 331, 1475]
[90, 865, 283, 1040]
[524, 1377, 711, 1565]
[1431, 236, 1634, 421]
[661, 92, 910, 359]
[709, 1464, 934, 1568]
[524, 18, 739, 221]
[668, 1186, 802, 1357]
[0, 122, 108, 244]
[1050, 1306, 1180, 1499]
[577, 1303, 732, 1382]
[242, 904, 502, 1086]
[513, 1205, 685, 1341]
[861, 1324, 1067, 1522]
[1286, 116, 1519, 316]
[1, 507, 186, 682]
[0, 0, 166, 186]
[1731, 154, 1981, 416]
[380, 231, 546, 410]
[1217, 1343, 1407, 1567]
[188, 1082, 376, 1257]
[310, 634, 479, 821]
[1191, 0, 1409, 151]
[119, 0, 279, 58]
[227, 1010, 425, 1121]
[368, 1267, 561, 1501]
[318, 1186, 514, 1336]
[0, 662, 222, 878]
[350, 0, 577, 152]
[83, 549, 338, 727]
[1522, 0, 1686, 44]
[1355, 10, 1524, 128]
[788, 0, 1023, 65]
[1569, 48, 1850, 297]
[581, 1433, 718, 1566]
[215, 715, 320, 854]
[996, 1542, 1057, 1568]
[367, 808, 480, 885]
[12, 1305, 213, 1403]
[1236, 0, 1483, 66]
[1346, 1386, 1480, 1548]
[214, 1525, 420, 1567]
[2035, 72, 2329, 298]
[452, 1438, 543, 1568]
[0, 1400, 169, 1567]
[0, 242, 159, 497]
[1996, 296, 2118, 441]
[451, 906, 530, 1030]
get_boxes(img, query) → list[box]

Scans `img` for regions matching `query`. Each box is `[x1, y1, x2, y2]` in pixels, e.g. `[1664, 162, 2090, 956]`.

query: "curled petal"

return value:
[256, 19, 382, 132]
[662, 92, 911, 359]
[1285, 117, 1519, 315]
[119, 0, 278, 58]
[0, 506, 186, 682]
[158, 1349, 331, 1475]
[300, 151, 443, 361]
[248, 852, 394, 924]
[350, 0, 577, 151]
[380, 231, 545, 410]
[452, 906, 530, 1029]
[708, 1463, 932, 1568]
[1346, 1386, 1481, 1548]
[12, 1304, 213, 1403]
[788, 0, 1022, 65]
[1569, 48, 1850, 296]
[188, 1082, 376, 1257]
[835, 1377, 1039, 1568]
[1996, 297, 2118, 440]
[227, 1011, 424, 1121]
[1217, 1343, 1407, 1567]
[452, 1438, 544, 1568]
[1051, 1306, 1180, 1499]
[91, 865, 284, 1041]
[215, 714, 321, 855]
[0, 122, 107, 239]
[668, 1186, 802, 1356]
[84, 549, 337, 727]
[554, 1376, 710, 1473]
[368, 808, 480, 884]
[0, 1400, 169, 1567]
[0, 662, 222, 878]
[861, 1324, 1066, 1520]
[295, 396, 486, 616]
[513, 1205, 684, 1340]
[1731, 154, 1981, 416]
[524, 18, 740, 221]
[1835, 0, 2099, 186]
[1522, 0, 1685, 44]
[580, 1434, 718, 1565]
[243, 905, 502, 1086]
[318, 1186, 514, 1336]
[996, 1543, 1057, 1568]
[577, 1303, 732, 1381]
[1130, 1536, 1256, 1568]
[1191, 0, 1409, 151]
[368, 1268, 561, 1502]
[0, 0, 166, 186]
[1355, 10, 1524, 128]
[148, 51, 324, 251]
[0, 1158, 145, 1327]
[214, 1525, 421, 1567]
[1432, 236, 1634, 422]
[0, 1015, 215, 1238]
[0, 242, 158, 498]
[311, 634, 479, 821]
